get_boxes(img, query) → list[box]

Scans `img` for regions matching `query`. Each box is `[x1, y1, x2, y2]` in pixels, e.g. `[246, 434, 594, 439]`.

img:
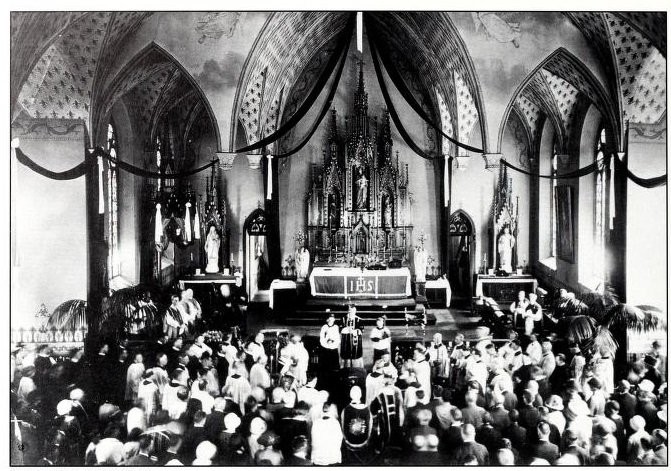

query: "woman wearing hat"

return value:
[370, 316, 391, 363]
[319, 313, 341, 371]
[544, 395, 566, 434]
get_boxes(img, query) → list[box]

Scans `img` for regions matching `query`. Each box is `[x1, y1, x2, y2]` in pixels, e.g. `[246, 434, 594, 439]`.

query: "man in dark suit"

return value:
[518, 390, 541, 433]
[612, 380, 637, 429]
[205, 398, 229, 442]
[461, 390, 485, 428]
[475, 412, 502, 454]
[452, 424, 489, 465]
[181, 411, 208, 463]
[530, 421, 559, 463]
[440, 408, 464, 455]
[124, 435, 155, 466]
[503, 409, 527, 456]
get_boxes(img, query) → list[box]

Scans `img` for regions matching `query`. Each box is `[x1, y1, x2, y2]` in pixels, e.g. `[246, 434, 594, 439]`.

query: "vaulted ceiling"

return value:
[11, 11, 667, 155]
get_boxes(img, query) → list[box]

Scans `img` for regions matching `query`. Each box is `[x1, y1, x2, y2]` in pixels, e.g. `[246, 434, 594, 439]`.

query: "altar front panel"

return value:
[310, 267, 412, 298]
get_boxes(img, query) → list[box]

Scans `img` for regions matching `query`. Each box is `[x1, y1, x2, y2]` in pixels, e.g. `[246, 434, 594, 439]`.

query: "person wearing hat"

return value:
[565, 396, 592, 449]
[643, 354, 663, 393]
[370, 315, 392, 363]
[311, 402, 343, 465]
[612, 379, 637, 428]
[319, 312, 341, 371]
[651, 429, 668, 465]
[286, 434, 312, 466]
[636, 386, 660, 433]
[544, 395, 566, 434]
[193, 440, 217, 465]
[627, 415, 652, 462]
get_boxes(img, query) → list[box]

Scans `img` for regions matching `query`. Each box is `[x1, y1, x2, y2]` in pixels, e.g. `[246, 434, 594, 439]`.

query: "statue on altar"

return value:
[204, 225, 221, 273]
[382, 192, 393, 228]
[355, 167, 369, 209]
[295, 247, 310, 280]
[414, 246, 428, 282]
[497, 225, 515, 273]
[328, 194, 340, 230]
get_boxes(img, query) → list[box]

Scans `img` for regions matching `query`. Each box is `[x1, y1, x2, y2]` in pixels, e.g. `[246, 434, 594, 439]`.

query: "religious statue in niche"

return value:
[354, 166, 369, 209]
[497, 225, 516, 273]
[328, 194, 340, 230]
[382, 192, 394, 228]
[204, 225, 221, 273]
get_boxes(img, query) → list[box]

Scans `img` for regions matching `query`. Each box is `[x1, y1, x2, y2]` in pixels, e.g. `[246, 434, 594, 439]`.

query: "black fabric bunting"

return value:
[613, 153, 666, 188]
[100, 148, 218, 179]
[369, 34, 439, 161]
[274, 30, 351, 159]
[501, 153, 611, 180]
[366, 17, 485, 155]
[14, 147, 92, 180]
[234, 13, 356, 155]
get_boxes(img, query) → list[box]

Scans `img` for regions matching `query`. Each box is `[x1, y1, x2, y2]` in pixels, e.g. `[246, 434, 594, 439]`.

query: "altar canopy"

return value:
[309, 266, 412, 298]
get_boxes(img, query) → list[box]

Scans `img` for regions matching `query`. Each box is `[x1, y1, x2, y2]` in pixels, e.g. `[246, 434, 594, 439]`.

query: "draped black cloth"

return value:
[366, 16, 485, 155]
[501, 154, 610, 180]
[14, 147, 92, 180]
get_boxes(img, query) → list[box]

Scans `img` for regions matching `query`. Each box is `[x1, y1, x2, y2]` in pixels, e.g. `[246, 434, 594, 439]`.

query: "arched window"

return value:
[155, 135, 163, 192]
[550, 141, 559, 259]
[593, 127, 608, 290]
[107, 123, 120, 280]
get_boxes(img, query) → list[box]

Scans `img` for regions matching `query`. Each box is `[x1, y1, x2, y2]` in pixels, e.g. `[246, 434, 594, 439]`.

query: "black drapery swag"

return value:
[235, 13, 356, 155]
[501, 153, 611, 180]
[365, 16, 485, 155]
[12, 11, 666, 188]
[369, 30, 439, 161]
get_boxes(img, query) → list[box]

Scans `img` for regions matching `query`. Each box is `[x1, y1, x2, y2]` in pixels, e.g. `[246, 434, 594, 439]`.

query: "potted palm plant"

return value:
[560, 287, 665, 380]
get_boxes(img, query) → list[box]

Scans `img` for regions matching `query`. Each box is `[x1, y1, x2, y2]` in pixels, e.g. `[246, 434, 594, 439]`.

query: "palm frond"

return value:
[48, 299, 88, 331]
[577, 291, 618, 323]
[565, 315, 596, 344]
[585, 325, 618, 357]
[602, 304, 664, 333]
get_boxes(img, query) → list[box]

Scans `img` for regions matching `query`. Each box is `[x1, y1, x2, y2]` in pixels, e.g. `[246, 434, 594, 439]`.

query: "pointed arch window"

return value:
[107, 123, 120, 279]
[550, 141, 559, 259]
[593, 127, 608, 291]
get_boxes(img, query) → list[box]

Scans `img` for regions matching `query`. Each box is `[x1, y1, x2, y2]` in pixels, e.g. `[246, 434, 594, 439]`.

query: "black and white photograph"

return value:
[7, 4, 669, 467]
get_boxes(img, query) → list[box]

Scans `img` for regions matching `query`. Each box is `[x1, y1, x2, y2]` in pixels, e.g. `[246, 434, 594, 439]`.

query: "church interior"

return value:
[10, 10, 669, 466]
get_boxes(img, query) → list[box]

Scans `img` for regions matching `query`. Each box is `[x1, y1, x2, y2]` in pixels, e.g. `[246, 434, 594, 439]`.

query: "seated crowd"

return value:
[10, 292, 668, 466]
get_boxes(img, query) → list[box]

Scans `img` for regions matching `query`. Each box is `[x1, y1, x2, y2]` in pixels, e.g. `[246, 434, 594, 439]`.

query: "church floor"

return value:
[245, 298, 482, 369]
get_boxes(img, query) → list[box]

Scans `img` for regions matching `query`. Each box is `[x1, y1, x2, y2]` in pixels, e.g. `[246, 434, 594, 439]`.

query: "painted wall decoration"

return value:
[196, 12, 243, 44]
[471, 12, 522, 48]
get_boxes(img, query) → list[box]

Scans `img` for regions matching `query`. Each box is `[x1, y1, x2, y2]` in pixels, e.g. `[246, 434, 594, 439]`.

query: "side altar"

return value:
[305, 62, 412, 266]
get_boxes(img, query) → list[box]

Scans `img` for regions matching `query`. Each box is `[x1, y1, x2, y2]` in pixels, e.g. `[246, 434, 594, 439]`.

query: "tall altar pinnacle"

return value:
[354, 59, 368, 136]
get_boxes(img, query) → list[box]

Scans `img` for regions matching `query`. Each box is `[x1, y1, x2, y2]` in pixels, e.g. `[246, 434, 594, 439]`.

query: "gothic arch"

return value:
[93, 41, 221, 152]
[497, 47, 619, 156]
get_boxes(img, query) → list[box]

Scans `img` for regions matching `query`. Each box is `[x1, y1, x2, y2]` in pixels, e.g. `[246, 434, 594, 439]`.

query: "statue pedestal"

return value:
[205, 263, 219, 274]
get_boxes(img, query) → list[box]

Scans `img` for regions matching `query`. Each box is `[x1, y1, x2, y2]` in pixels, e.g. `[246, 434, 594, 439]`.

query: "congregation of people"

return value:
[10, 288, 668, 466]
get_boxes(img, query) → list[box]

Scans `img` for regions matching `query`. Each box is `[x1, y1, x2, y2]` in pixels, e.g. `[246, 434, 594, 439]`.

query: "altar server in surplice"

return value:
[370, 316, 392, 363]
[319, 312, 341, 371]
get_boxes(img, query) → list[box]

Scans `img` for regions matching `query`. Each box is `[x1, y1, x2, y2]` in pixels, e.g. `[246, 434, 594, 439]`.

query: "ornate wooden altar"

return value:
[306, 62, 412, 266]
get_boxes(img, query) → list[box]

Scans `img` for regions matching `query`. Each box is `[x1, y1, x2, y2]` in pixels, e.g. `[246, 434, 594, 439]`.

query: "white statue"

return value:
[497, 225, 516, 273]
[204, 226, 221, 273]
[414, 246, 428, 283]
[356, 171, 369, 208]
[295, 247, 310, 280]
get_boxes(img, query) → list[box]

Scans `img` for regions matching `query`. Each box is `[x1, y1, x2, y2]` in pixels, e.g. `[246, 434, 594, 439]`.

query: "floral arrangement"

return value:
[294, 230, 307, 246]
